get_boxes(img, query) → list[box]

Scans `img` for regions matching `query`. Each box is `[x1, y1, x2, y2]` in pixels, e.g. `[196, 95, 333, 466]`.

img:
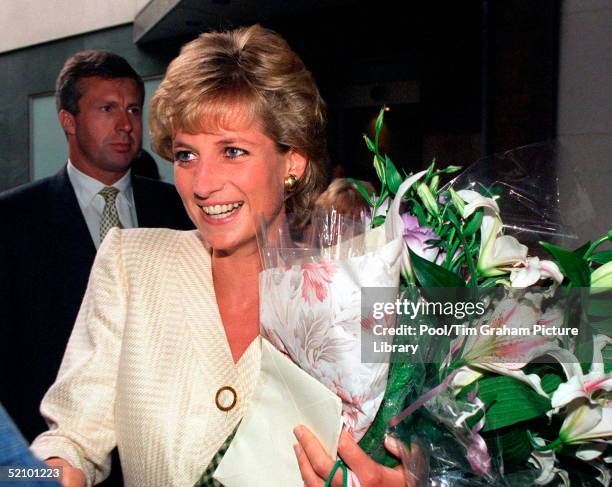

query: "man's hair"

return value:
[55, 50, 144, 114]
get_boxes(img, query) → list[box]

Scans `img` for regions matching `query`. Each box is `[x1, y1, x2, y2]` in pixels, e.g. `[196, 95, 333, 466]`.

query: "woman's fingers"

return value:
[294, 425, 344, 487]
[45, 458, 86, 487]
[338, 431, 406, 487]
[294, 443, 324, 487]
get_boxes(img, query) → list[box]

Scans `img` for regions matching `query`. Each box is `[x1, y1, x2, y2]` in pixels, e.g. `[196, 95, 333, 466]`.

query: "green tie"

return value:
[99, 186, 123, 242]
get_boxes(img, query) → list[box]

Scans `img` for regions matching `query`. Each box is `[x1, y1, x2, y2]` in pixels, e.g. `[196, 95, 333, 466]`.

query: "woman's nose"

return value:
[193, 159, 225, 199]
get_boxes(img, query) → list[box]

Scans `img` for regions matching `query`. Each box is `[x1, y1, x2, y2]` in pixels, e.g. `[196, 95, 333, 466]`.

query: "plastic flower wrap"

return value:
[257, 207, 404, 440]
[345, 108, 612, 486]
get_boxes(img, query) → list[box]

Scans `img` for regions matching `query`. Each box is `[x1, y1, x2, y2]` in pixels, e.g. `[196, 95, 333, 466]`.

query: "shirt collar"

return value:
[67, 160, 133, 208]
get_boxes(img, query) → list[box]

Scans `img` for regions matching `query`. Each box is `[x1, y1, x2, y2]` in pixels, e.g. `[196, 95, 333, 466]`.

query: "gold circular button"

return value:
[215, 385, 237, 412]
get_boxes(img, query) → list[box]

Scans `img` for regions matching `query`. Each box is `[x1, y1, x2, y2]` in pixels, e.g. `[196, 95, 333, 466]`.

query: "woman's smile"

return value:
[199, 200, 244, 222]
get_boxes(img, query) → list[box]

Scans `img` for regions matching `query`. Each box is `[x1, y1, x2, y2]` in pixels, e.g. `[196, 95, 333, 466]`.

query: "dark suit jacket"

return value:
[0, 167, 193, 445]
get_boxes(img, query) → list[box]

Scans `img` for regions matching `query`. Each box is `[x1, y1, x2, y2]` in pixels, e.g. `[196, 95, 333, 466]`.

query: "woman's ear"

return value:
[286, 149, 308, 179]
[58, 110, 76, 136]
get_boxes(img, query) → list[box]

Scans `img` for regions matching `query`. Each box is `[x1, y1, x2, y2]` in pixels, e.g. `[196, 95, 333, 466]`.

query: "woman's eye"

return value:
[174, 151, 196, 164]
[224, 147, 247, 158]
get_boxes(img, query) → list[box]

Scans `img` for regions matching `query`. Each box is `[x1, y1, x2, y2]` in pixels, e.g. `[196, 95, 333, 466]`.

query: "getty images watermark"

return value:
[360, 286, 606, 363]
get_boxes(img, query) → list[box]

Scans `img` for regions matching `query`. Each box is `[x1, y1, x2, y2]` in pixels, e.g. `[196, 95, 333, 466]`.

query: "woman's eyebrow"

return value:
[172, 140, 197, 151]
[215, 137, 256, 146]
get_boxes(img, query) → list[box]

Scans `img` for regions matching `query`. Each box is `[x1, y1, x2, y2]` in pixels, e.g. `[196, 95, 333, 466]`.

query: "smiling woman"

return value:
[30, 25, 408, 487]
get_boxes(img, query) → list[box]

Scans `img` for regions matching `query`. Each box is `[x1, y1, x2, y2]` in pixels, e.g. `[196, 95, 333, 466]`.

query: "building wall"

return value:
[557, 0, 612, 241]
[0, 0, 150, 54]
[0, 24, 182, 190]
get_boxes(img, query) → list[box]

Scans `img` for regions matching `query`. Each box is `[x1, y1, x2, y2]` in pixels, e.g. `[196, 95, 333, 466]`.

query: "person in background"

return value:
[314, 178, 375, 218]
[131, 149, 162, 180]
[0, 50, 192, 485]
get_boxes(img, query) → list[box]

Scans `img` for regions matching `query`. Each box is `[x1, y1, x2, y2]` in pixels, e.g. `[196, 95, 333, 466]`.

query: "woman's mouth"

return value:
[200, 201, 244, 220]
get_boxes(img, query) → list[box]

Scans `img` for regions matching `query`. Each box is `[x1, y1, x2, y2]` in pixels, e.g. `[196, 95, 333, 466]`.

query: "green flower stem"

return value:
[585, 233, 612, 259]
[457, 230, 478, 287]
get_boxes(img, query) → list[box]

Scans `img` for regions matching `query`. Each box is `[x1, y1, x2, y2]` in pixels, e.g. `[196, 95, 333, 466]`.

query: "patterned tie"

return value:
[99, 186, 123, 242]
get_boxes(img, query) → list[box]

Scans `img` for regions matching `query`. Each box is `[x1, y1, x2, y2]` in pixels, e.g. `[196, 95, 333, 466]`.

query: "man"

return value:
[0, 51, 192, 447]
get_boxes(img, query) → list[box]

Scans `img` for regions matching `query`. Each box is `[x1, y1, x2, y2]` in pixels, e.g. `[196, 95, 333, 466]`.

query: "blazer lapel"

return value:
[175, 232, 235, 370]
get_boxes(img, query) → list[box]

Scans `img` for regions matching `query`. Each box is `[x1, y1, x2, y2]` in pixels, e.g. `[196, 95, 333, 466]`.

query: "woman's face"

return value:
[173, 119, 305, 256]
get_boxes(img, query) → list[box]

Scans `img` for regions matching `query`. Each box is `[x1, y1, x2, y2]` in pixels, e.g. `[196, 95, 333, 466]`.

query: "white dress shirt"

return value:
[67, 160, 138, 249]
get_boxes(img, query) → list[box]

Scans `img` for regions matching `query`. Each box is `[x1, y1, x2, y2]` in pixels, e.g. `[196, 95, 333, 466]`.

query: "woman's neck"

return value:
[211, 247, 262, 363]
[211, 246, 262, 294]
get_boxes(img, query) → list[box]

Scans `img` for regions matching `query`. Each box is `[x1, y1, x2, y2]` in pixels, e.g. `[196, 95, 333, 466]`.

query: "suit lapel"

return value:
[132, 176, 160, 228]
[49, 167, 96, 265]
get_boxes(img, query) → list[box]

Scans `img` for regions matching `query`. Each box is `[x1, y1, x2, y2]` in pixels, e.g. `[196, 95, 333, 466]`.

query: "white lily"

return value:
[551, 334, 612, 409]
[385, 170, 429, 281]
[529, 437, 570, 486]
[558, 402, 612, 444]
[591, 261, 612, 294]
[510, 256, 564, 288]
[456, 189, 528, 277]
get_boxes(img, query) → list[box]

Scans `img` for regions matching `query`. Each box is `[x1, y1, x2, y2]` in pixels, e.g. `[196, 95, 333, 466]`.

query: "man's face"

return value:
[62, 76, 143, 183]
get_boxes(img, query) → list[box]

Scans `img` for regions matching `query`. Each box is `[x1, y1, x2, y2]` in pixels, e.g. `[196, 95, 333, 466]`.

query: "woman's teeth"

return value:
[202, 201, 243, 218]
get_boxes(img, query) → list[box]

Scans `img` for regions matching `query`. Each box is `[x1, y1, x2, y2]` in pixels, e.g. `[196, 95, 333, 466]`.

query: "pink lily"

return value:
[551, 335, 612, 409]
[510, 256, 564, 288]
[449, 295, 562, 396]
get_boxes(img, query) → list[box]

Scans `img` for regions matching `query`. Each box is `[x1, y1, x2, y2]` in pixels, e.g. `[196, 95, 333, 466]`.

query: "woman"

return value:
[31, 25, 407, 487]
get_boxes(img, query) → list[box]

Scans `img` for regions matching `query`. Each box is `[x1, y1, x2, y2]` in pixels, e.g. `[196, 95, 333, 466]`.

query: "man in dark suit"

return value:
[0, 51, 192, 483]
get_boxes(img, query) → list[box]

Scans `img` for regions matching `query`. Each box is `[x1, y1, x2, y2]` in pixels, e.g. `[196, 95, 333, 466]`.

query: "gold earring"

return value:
[284, 173, 298, 191]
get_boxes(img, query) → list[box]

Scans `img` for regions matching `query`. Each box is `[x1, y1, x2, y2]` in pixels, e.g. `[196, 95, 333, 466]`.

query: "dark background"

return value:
[0, 0, 560, 191]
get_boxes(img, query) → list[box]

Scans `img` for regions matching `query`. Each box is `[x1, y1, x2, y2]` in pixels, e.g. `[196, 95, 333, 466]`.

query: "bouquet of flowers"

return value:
[213, 108, 611, 487]
[349, 108, 612, 486]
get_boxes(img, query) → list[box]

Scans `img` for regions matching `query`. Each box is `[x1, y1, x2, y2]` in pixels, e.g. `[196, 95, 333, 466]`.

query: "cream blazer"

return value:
[31, 228, 261, 487]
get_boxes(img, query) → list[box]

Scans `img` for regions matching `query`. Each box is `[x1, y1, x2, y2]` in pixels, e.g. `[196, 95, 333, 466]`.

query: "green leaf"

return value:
[573, 241, 592, 258]
[344, 178, 372, 205]
[371, 215, 386, 228]
[374, 107, 385, 148]
[473, 376, 552, 432]
[540, 241, 591, 287]
[410, 200, 428, 227]
[541, 373, 563, 395]
[409, 248, 466, 288]
[591, 317, 612, 336]
[485, 427, 533, 466]
[588, 298, 612, 317]
[446, 207, 461, 229]
[373, 154, 385, 187]
[442, 165, 462, 174]
[589, 250, 612, 264]
[603, 344, 612, 374]
[463, 209, 484, 237]
[384, 155, 403, 195]
[363, 134, 377, 154]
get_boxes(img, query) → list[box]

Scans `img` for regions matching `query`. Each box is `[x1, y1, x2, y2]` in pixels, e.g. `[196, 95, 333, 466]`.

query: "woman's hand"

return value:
[294, 425, 424, 487]
[45, 457, 86, 487]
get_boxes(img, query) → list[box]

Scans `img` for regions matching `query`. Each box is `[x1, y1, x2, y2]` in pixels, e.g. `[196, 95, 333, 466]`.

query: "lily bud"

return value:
[591, 261, 612, 294]
[417, 183, 439, 216]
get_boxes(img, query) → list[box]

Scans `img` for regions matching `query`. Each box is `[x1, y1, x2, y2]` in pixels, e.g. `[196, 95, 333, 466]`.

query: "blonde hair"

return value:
[315, 178, 374, 218]
[150, 25, 327, 228]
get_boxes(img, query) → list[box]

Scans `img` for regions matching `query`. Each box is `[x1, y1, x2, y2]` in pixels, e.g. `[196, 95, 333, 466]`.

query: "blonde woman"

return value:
[32, 25, 407, 487]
